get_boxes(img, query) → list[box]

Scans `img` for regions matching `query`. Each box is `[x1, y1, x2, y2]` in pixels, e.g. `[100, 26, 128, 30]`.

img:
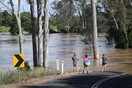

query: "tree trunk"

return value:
[10, 0, 23, 53]
[82, 0, 86, 29]
[37, 0, 43, 66]
[43, 0, 49, 68]
[29, 0, 38, 66]
[91, 0, 99, 59]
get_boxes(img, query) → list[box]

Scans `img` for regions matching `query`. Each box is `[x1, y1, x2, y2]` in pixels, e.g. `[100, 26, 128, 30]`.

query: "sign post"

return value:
[13, 54, 24, 84]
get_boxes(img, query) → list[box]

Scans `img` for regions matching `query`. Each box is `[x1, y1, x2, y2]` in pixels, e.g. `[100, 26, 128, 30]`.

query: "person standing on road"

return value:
[101, 54, 108, 72]
[72, 53, 79, 72]
[82, 54, 91, 74]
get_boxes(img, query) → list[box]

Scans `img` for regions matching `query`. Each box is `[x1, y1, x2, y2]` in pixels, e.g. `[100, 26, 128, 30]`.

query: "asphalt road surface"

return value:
[23, 71, 132, 88]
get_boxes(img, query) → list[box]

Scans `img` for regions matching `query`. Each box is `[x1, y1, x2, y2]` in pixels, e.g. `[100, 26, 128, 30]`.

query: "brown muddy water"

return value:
[0, 33, 132, 74]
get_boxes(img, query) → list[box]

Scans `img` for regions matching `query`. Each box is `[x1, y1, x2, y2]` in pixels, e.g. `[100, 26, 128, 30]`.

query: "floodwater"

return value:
[0, 33, 132, 74]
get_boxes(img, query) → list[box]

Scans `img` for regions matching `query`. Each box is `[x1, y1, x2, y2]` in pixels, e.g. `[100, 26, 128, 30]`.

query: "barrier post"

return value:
[61, 61, 64, 74]
[56, 58, 59, 74]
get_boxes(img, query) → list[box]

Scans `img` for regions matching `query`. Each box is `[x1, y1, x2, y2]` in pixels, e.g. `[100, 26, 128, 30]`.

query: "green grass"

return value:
[0, 26, 10, 32]
[0, 71, 18, 85]
[0, 68, 57, 85]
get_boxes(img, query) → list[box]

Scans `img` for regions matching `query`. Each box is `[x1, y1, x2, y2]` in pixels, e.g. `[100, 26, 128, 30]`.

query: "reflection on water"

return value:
[0, 33, 132, 74]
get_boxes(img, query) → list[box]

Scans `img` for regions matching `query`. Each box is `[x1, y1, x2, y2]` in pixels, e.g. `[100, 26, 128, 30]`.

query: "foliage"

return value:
[0, 11, 35, 34]
[50, 25, 57, 31]
[51, 0, 77, 32]
[49, 19, 59, 31]
[104, 0, 132, 48]
[21, 12, 32, 33]
[9, 16, 19, 34]
[0, 10, 11, 27]
[0, 26, 10, 32]
[20, 61, 31, 71]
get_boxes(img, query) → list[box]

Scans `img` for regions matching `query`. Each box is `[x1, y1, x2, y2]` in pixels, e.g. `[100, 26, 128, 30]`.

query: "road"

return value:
[23, 71, 132, 88]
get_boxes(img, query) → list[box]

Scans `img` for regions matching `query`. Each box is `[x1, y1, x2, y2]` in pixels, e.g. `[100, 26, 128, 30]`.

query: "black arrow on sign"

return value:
[14, 55, 24, 67]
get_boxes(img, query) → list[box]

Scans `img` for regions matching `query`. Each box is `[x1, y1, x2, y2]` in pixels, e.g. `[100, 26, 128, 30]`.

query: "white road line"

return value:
[91, 74, 125, 88]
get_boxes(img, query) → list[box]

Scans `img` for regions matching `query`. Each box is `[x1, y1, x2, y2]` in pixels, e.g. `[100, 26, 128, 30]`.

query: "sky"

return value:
[0, 0, 60, 15]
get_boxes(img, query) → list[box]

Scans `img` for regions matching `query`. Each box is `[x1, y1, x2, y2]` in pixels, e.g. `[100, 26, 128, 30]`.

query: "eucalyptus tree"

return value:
[28, 0, 50, 67]
[101, 0, 132, 48]
[52, 0, 76, 32]
[29, 0, 38, 66]
[10, 0, 23, 53]
[92, 0, 99, 59]
[0, 0, 23, 53]
[75, 0, 91, 29]
[36, 0, 43, 66]
[43, 0, 50, 68]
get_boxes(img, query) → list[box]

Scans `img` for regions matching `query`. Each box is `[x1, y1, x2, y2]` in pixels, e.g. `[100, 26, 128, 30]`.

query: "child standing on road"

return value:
[82, 54, 91, 74]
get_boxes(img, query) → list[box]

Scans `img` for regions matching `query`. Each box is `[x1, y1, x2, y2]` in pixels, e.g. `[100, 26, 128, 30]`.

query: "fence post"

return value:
[61, 61, 64, 74]
[56, 58, 60, 74]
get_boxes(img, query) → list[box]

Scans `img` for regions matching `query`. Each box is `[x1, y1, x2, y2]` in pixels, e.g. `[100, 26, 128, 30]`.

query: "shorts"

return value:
[73, 63, 78, 66]
[84, 65, 89, 68]
[102, 63, 106, 65]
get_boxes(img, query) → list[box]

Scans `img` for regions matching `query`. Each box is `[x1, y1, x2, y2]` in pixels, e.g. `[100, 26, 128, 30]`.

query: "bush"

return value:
[0, 26, 10, 32]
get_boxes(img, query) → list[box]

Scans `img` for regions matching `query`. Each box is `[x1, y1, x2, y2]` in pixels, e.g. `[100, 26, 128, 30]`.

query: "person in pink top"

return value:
[82, 54, 91, 74]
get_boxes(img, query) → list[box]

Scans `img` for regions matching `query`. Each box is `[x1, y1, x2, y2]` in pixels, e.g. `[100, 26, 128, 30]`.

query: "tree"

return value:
[29, 0, 38, 66]
[37, 0, 43, 66]
[9, 0, 23, 53]
[92, 0, 99, 59]
[52, 0, 76, 32]
[102, 0, 132, 48]
[43, 0, 50, 67]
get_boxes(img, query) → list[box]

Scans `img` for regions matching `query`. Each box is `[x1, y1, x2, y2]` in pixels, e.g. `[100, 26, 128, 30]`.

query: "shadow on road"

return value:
[22, 71, 132, 88]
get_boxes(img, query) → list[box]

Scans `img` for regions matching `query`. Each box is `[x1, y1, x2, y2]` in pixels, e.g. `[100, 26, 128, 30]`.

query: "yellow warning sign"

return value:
[13, 54, 24, 68]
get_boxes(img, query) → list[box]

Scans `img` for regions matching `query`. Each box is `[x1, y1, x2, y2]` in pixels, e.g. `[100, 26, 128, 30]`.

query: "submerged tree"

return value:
[43, 0, 50, 68]
[36, 0, 43, 66]
[92, 0, 99, 59]
[29, 0, 38, 66]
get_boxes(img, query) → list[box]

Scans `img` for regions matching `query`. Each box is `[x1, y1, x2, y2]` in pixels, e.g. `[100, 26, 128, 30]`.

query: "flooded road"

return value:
[0, 33, 132, 74]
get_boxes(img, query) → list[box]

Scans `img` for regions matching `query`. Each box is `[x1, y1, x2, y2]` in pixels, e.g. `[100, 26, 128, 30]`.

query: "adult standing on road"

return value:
[72, 53, 79, 72]
[82, 54, 91, 74]
[101, 54, 108, 72]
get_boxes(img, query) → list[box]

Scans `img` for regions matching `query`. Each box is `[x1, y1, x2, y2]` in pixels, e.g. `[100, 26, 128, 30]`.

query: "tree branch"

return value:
[103, 1, 119, 30]
[0, 1, 12, 13]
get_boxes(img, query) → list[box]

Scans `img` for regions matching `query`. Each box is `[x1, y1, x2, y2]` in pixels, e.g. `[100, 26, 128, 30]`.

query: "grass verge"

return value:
[0, 68, 57, 85]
